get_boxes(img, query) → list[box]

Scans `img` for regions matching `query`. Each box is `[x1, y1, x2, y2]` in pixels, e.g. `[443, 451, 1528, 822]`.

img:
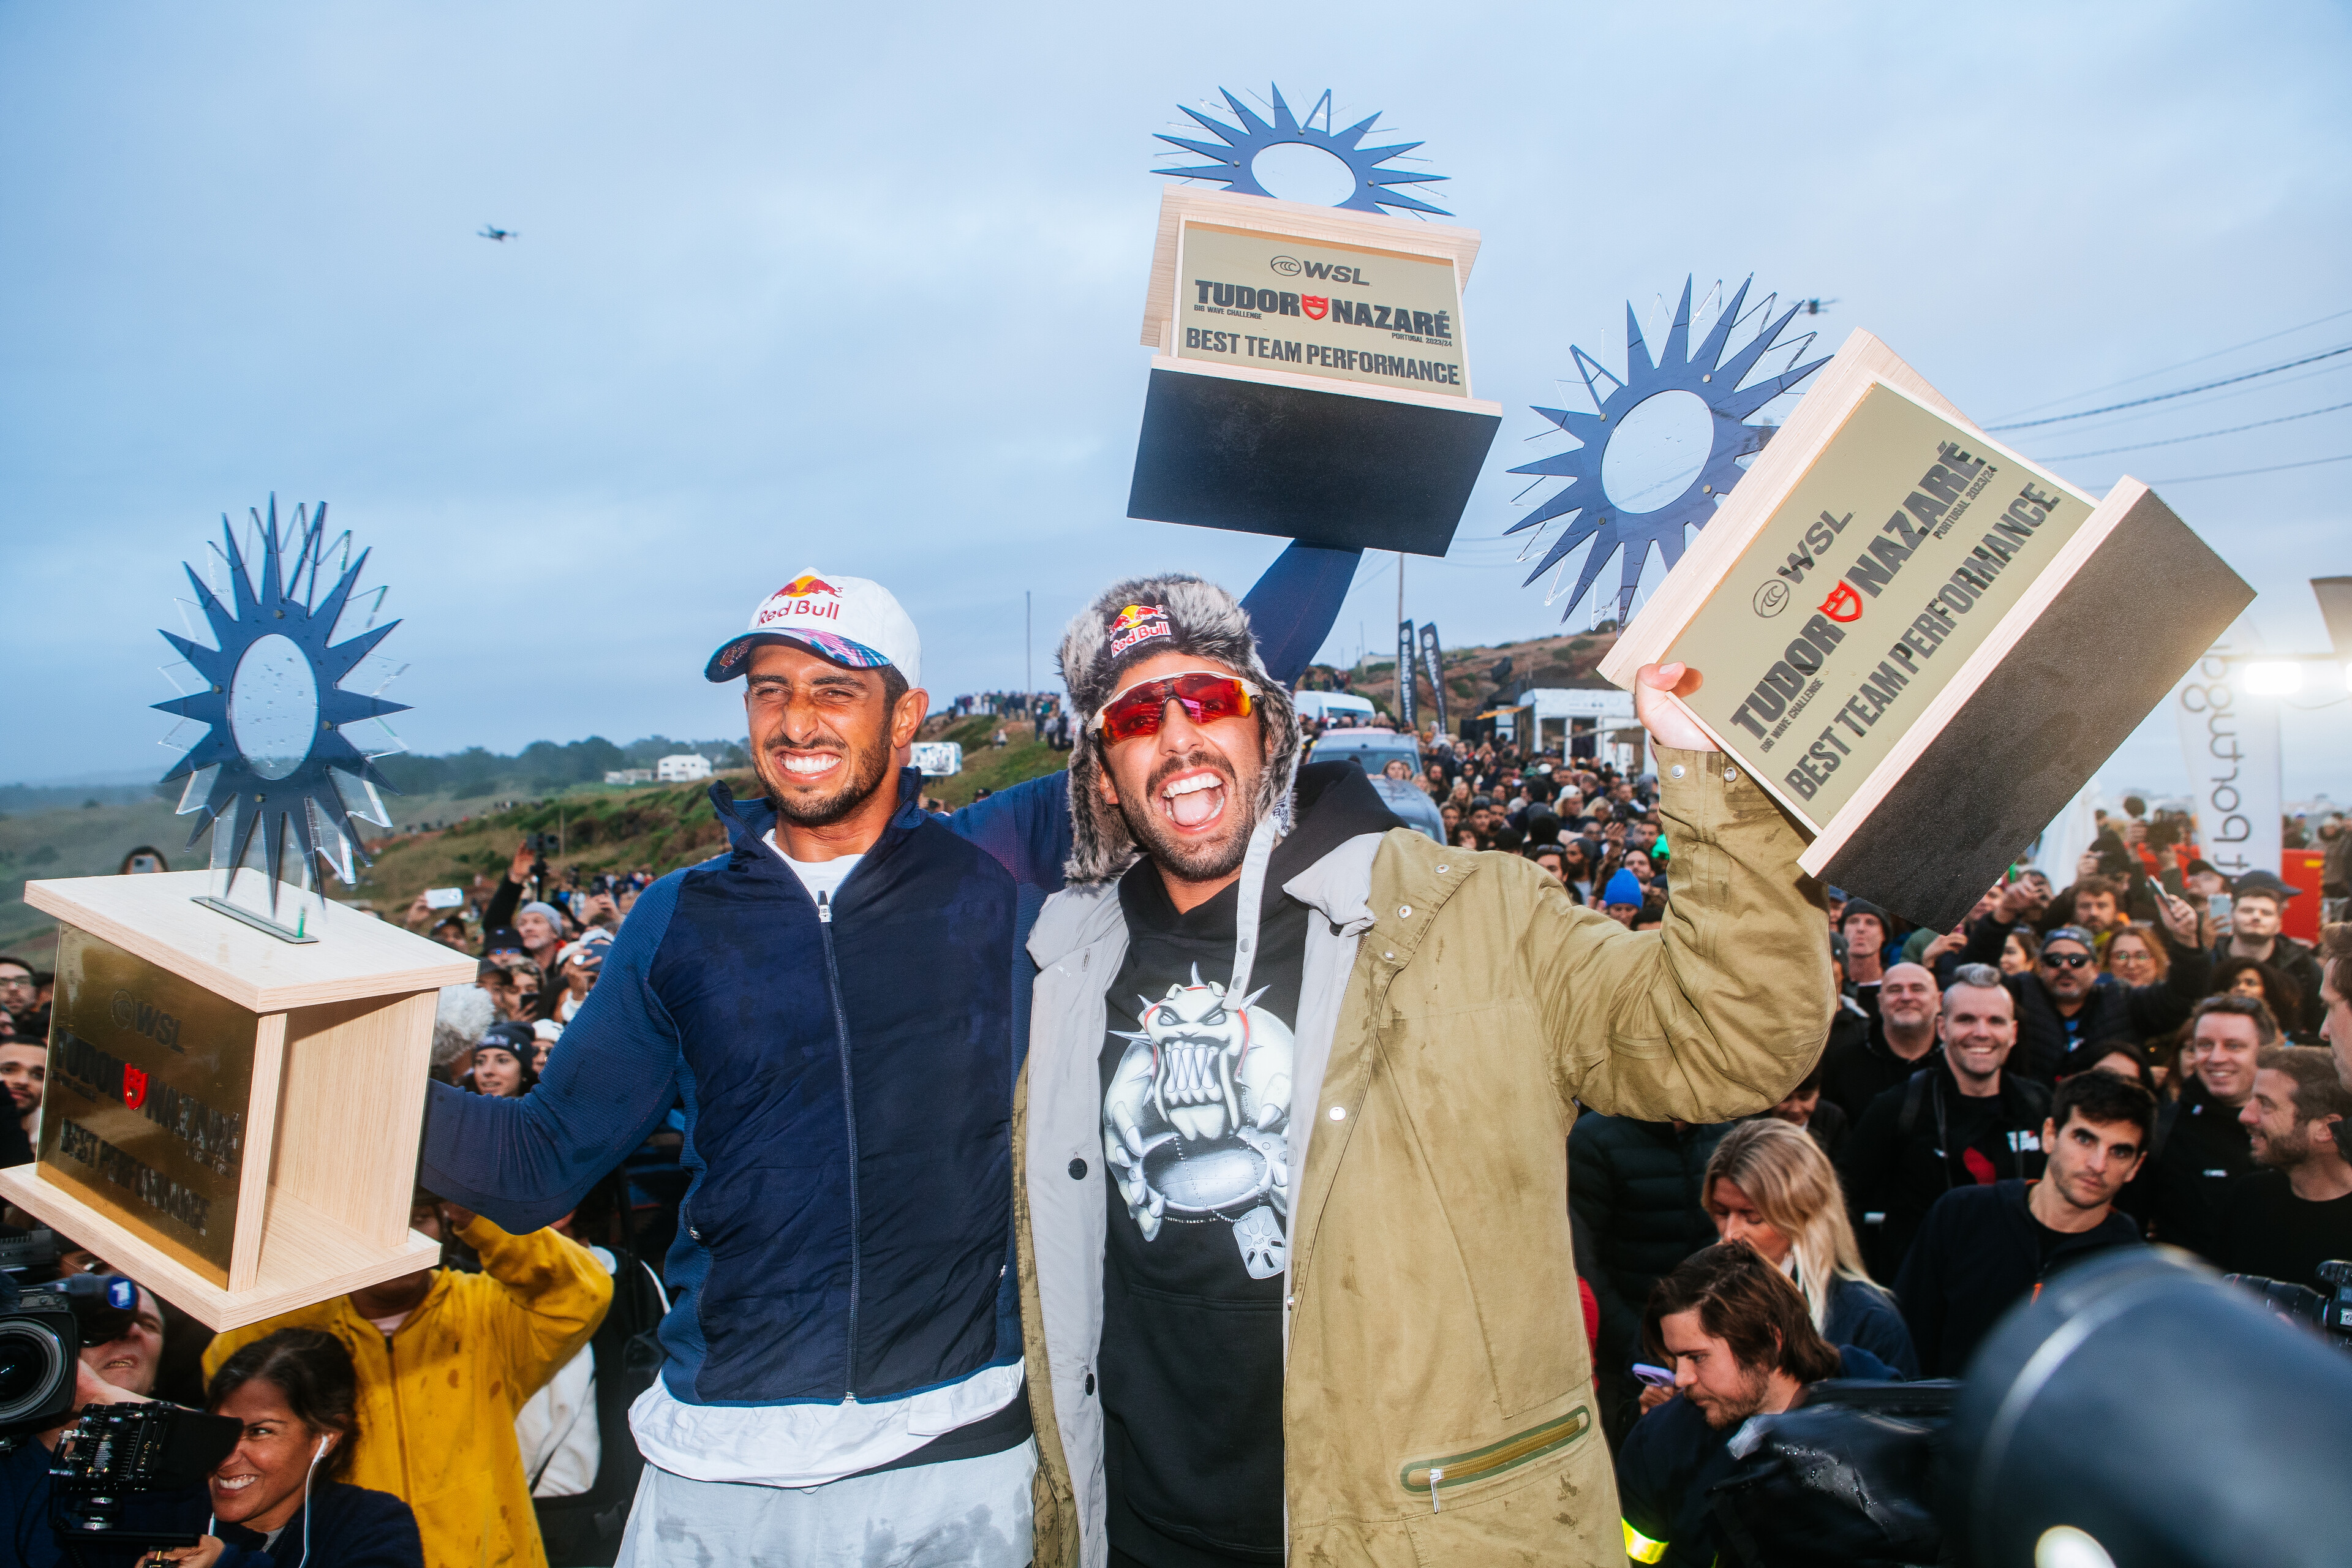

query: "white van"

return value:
[1294, 691, 1377, 727]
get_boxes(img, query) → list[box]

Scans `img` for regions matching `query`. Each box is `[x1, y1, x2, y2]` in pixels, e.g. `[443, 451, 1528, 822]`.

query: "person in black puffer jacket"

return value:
[1569, 1112, 1731, 1448]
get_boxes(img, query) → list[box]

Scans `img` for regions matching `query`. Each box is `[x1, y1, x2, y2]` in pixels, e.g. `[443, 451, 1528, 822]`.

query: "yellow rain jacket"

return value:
[203, 1216, 612, 1568]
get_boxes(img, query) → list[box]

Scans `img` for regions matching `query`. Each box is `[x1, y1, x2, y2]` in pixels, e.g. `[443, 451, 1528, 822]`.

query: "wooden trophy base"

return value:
[0, 1166, 440, 1331]
[20, 871, 473, 1329]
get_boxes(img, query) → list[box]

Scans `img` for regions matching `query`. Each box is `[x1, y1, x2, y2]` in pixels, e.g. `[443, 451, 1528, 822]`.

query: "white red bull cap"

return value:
[704, 570, 922, 687]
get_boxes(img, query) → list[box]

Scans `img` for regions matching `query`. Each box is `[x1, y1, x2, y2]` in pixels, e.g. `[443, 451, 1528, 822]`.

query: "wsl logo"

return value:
[758, 574, 845, 626]
[110, 989, 182, 1052]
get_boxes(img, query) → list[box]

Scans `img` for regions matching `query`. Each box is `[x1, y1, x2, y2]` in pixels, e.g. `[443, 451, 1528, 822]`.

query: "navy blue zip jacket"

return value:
[419, 545, 1357, 1409]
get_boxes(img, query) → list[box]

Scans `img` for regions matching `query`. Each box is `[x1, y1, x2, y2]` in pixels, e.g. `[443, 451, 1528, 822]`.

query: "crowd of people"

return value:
[1, 551, 2348, 1568]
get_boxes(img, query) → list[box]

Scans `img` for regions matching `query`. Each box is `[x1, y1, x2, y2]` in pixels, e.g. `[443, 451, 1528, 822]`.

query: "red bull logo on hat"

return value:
[775, 573, 843, 600]
[759, 577, 845, 626]
[1109, 603, 1172, 657]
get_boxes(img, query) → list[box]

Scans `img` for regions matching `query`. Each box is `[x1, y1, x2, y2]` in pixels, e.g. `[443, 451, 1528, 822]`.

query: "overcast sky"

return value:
[6, 1, 2349, 801]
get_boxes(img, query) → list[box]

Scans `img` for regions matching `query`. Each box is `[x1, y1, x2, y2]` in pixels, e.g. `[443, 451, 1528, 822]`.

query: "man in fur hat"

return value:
[1014, 575, 1831, 1567]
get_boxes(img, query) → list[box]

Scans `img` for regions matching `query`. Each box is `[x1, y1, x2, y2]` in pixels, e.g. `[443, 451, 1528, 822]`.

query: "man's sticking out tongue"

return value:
[1164, 772, 1225, 829]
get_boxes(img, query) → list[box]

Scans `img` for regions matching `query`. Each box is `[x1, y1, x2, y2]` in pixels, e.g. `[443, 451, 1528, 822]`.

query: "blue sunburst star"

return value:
[1156, 85, 1449, 217]
[1507, 277, 1831, 624]
[154, 497, 408, 902]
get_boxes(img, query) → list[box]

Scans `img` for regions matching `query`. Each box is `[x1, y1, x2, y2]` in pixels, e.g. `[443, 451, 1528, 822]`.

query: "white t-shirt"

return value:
[763, 832, 862, 911]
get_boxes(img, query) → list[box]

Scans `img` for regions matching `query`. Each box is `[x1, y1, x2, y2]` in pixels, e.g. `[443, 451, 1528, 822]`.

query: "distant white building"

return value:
[657, 755, 712, 782]
[604, 769, 654, 786]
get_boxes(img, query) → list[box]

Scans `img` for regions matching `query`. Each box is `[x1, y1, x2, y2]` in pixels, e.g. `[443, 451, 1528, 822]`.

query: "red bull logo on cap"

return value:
[1108, 603, 1171, 657]
[759, 573, 845, 626]
[775, 573, 843, 599]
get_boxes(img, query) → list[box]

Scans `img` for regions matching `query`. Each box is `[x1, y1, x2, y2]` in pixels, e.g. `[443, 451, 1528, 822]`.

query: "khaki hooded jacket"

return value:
[1014, 747, 1829, 1566]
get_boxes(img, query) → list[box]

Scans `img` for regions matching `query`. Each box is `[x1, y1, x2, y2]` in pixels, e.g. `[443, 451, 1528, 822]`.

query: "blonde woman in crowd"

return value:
[1642, 1118, 1918, 1411]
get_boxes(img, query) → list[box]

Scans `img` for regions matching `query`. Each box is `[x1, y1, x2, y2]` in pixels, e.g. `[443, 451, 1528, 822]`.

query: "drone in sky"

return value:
[478, 225, 515, 243]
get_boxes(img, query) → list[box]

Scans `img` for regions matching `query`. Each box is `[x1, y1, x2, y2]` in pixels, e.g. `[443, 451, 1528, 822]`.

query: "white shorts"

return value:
[614, 1437, 1037, 1568]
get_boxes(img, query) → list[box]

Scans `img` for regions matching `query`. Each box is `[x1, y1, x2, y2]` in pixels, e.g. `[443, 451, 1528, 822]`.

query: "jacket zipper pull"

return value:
[817, 890, 832, 925]
[1428, 1466, 1443, 1512]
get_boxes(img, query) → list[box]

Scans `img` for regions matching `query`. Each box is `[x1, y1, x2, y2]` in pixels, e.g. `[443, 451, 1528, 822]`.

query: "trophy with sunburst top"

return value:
[0, 499, 473, 1329]
[1128, 86, 1502, 556]
[1512, 294, 2258, 932]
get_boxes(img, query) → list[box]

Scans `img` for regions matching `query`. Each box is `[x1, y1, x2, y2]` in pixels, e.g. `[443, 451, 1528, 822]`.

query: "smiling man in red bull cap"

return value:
[421, 550, 1362, 1566]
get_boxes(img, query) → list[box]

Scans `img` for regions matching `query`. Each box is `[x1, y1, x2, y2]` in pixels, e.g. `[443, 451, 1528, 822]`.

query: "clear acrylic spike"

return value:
[329, 766, 391, 828]
[176, 764, 220, 816]
[308, 797, 356, 886]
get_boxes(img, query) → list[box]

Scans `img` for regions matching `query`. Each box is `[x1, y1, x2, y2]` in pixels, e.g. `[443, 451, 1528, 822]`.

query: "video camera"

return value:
[2224, 1257, 2352, 1344]
[0, 1231, 151, 1440]
[0, 1232, 240, 1558]
[1708, 1250, 2352, 1567]
[50, 1401, 239, 1556]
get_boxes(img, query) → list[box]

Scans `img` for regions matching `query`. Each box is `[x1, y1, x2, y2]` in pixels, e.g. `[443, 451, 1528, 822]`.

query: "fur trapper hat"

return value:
[1057, 574, 1300, 886]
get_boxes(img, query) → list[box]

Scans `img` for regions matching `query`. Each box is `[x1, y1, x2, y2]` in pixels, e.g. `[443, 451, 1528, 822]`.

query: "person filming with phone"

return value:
[1961, 878, 2209, 1079]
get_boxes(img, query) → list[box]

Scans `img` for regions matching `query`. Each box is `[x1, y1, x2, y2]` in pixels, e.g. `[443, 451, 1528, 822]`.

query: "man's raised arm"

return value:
[1526, 664, 1832, 1123]
[421, 878, 685, 1233]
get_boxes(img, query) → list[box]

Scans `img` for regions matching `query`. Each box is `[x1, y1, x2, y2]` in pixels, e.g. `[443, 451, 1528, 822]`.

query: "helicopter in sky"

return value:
[478, 225, 515, 243]
[1799, 297, 1838, 315]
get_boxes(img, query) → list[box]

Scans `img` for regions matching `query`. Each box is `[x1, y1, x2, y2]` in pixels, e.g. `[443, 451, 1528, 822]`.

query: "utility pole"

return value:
[1396, 550, 1408, 733]
[1025, 590, 1033, 700]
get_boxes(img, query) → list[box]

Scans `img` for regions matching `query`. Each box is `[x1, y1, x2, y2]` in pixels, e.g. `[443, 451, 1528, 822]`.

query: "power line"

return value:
[1987, 342, 2352, 431]
[1988, 304, 2352, 420]
[2045, 398, 2352, 461]
[2147, 451, 2352, 484]
[2018, 356, 2352, 441]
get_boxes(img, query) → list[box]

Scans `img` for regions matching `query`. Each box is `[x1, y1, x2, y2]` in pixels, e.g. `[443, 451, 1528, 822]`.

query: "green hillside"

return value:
[0, 715, 1071, 960]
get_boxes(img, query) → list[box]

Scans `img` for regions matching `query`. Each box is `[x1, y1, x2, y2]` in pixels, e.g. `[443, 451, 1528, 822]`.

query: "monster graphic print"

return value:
[1103, 965, 1295, 1279]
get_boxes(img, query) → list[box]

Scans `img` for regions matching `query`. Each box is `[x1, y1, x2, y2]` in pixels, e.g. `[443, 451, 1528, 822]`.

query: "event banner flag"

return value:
[1419, 623, 1449, 736]
[2174, 639, 2282, 883]
[1396, 619, 1418, 734]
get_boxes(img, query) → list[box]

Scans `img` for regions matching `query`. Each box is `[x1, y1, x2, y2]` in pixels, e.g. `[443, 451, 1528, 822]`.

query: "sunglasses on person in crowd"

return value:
[2041, 951, 2095, 969]
[1095, 673, 1256, 744]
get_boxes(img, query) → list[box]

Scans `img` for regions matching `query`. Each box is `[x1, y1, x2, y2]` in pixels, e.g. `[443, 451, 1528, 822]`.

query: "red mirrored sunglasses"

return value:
[1096, 672, 1256, 744]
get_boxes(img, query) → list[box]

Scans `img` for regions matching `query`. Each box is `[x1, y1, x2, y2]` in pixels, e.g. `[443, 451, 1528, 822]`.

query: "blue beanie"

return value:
[1604, 868, 1643, 907]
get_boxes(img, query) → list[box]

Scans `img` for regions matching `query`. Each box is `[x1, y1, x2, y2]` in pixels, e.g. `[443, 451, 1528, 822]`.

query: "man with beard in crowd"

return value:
[2218, 1045, 2352, 1287]
[1614, 1245, 1898, 1568]
[1013, 574, 1828, 1567]
[1820, 961, 1939, 1126]
[0, 1033, 44, 1167]
[2213, 872, 2324, 1038]
[1962, 880, 2208, 1079]
[417, 556, 1351, 1565]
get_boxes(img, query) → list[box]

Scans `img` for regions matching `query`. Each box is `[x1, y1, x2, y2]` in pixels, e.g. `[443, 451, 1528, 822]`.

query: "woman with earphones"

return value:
[148, 1329, 421, 1568]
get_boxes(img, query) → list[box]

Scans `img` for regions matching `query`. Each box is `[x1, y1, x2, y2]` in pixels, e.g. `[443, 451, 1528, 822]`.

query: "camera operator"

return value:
[1894, 1069, 2152, 1376]
[2219, 1045, 2352, 1287]
[148, 1328, 423, 1568]
[1615, 1244, 1899, 1568]
[1, 1274, 177, 1568]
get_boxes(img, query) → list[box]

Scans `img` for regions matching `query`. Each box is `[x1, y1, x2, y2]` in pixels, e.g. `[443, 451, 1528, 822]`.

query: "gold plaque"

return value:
[40, 928, 257, 1283]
